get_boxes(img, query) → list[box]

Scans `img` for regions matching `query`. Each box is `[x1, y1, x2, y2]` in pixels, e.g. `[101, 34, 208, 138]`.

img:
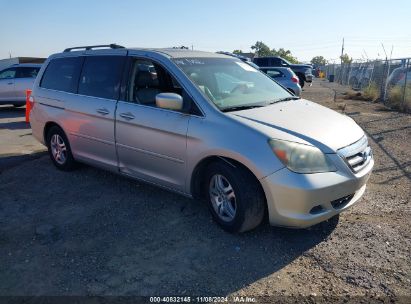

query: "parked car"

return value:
[216, 52, 260, 69]
[253, 56, 313, 87]
[260, 67, 302, 96]
[217, 51, 251, 62]
[0, 63, 42, 106]
[30, 45, 373, 233]
[386, 66, 411, 87]
[348, 65, 374, 90]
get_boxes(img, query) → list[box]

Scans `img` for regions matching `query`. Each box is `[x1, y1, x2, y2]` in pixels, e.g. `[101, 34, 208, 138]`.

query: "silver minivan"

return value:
[30, 45, 374, 233]
[0, 64, 42, 106]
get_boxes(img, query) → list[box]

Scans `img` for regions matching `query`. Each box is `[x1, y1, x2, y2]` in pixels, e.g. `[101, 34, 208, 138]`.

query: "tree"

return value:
[251, 41, 272, 57]
[272, 48, 299, 64]
[233, 50, 242, 55]
[251, 41, 299, 63]
[311, 56, 328, 66]
[340, 53, 352, 64]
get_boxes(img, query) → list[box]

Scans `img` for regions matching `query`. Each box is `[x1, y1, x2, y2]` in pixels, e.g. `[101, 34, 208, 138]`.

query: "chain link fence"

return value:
[323, 58, 411, 112]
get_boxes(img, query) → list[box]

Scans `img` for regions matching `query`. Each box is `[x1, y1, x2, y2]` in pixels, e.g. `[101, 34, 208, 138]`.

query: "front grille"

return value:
[338, 136, 372, 173]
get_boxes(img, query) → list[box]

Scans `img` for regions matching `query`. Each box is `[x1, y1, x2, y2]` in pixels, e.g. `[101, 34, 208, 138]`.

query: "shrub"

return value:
[362, 82, 380, 101]
[387, 85, 411, 113]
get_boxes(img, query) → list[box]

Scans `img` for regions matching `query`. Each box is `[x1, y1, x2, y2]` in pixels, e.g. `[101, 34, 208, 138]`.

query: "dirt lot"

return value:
[0, 80, 410, 302]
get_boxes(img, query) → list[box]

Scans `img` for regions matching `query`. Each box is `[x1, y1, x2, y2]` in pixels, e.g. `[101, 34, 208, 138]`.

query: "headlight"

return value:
[268, 139, 337, 173]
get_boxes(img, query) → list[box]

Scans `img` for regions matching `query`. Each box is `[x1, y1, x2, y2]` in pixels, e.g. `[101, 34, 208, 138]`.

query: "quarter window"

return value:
[265, 70, 283, 78]
[41, 57, 83, 93]
[78, 56, 125, 100]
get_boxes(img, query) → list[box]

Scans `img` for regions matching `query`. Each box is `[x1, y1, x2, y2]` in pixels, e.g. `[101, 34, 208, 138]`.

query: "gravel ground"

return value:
[0, 80, 410, 302]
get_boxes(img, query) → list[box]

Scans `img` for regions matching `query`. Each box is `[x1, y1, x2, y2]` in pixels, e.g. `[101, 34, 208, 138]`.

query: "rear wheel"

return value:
[46, 126, 76, 171]
[205, 161, 266, 233]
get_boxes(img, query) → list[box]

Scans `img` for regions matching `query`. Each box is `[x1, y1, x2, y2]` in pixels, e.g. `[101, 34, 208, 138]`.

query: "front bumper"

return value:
[260, 155, 373, 228]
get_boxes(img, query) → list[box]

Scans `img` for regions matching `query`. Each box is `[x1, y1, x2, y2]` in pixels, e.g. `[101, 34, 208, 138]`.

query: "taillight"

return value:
[291, 76, 299, 83]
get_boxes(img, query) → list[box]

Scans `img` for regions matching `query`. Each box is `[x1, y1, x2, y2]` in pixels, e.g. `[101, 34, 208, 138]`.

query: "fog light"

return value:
[310, 205, 325, 215]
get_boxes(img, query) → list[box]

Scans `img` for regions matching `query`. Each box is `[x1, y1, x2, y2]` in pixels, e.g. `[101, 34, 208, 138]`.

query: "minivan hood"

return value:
[230, 99, 364, 153]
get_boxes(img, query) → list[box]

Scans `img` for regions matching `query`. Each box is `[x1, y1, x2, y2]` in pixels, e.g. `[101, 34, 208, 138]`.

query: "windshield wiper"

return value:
[267, 96, 300, 104]
[221, 104, 265, 112]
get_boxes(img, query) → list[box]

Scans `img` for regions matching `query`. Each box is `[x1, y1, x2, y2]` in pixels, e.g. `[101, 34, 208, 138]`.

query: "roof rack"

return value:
[63, 44, 125, 52]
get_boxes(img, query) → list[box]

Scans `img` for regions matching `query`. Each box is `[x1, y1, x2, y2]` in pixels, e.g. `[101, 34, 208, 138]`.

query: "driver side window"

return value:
[127, 59, 201, 115]
[128, 60, 181, 106]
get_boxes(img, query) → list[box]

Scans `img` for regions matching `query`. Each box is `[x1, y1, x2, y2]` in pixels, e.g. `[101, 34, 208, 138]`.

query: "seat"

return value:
[134, 71, 160, 105]
[189, 72, 216, 101]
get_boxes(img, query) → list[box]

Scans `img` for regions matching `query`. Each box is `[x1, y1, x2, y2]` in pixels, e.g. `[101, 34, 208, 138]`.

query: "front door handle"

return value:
[120, 112, 135, 120]
[7, 82, 13, 85]
[96, 108, 110, 115]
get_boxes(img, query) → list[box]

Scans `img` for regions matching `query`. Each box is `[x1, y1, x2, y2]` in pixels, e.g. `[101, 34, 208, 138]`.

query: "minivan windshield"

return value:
[173, 57, 295, 111]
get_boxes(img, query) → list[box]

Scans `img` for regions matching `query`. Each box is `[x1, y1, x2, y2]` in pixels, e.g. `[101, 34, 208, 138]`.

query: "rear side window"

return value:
[16, 67, 40, 78]
[254, 57, 269, 66]
[78, 56, 125, 100]
[41, 57, 83, 93]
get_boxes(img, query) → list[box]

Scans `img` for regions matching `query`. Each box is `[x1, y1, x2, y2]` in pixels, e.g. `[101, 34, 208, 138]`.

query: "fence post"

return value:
[384, 58, 393, 103]
[380, 60, 388, 103]
[402, 59, 410, 111]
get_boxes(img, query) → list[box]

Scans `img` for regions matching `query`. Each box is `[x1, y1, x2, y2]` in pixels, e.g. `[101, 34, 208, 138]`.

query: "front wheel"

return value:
[46, 126, 76, 171]
[205, 161, 266, 233]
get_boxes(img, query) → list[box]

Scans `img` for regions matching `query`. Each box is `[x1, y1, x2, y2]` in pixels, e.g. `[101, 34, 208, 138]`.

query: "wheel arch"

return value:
[43, 121, 65, 143]
[190, 155, 266, 202]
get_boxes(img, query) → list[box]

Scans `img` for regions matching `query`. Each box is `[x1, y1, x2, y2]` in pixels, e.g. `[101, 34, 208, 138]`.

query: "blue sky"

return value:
[1, 0, 410, 62]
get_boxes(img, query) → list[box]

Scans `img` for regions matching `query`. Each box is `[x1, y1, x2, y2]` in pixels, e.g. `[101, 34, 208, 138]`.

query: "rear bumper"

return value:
[291, 84, 302, 97]
[260, 157, 373, 228]
[29, 106, 45, 144]
[305, 74, 313, 82]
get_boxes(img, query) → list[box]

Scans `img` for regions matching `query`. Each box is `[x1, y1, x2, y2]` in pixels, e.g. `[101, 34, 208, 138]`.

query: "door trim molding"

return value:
[116, 142, 184, 164]
[70, 132, 115, 146]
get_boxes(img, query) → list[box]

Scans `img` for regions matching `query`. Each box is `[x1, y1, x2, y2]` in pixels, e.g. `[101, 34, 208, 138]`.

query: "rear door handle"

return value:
[96, 108, 110, 115]
[119, 112, 135, 120]
[7, 82, 13, 85]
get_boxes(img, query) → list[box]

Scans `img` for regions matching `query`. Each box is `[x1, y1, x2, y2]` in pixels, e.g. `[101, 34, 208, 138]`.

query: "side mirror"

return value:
[155, 93, 183, 111]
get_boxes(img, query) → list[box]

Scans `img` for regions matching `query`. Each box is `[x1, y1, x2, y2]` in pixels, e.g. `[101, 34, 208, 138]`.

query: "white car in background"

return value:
[0, 64, 42, 107]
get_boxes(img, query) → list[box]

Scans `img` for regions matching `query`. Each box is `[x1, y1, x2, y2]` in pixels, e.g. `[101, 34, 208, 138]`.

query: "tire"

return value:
[46, 126, 76, 171]
[204, 161, 266, 233]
